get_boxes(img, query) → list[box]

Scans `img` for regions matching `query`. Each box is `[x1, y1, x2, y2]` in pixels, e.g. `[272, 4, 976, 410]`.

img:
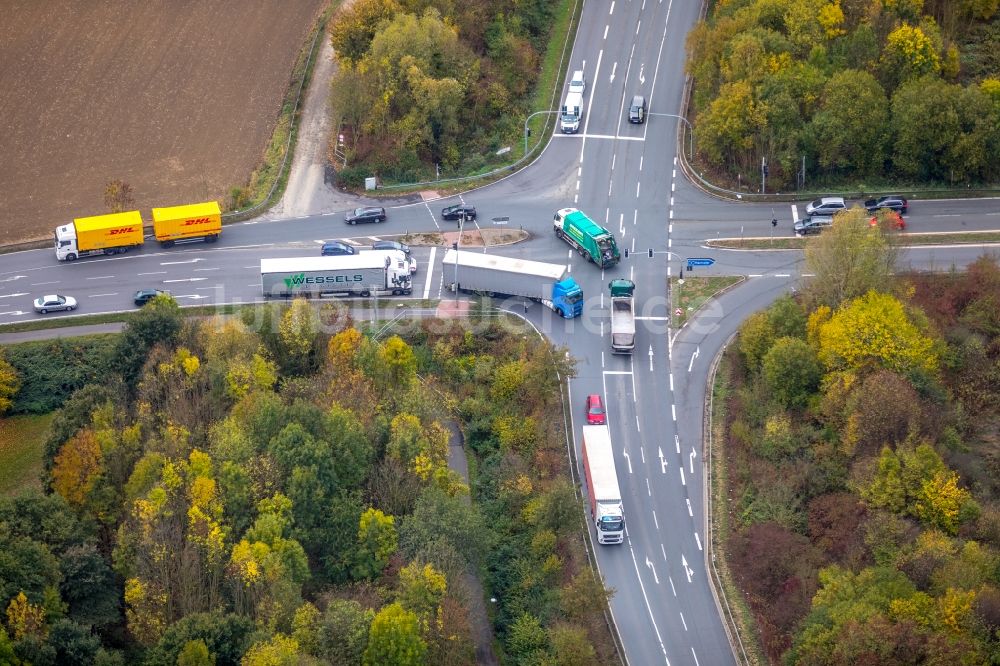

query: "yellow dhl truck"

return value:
[54, 211, 145, 261]
[151, 201, 222, 247]
[54, 201, 222, 261]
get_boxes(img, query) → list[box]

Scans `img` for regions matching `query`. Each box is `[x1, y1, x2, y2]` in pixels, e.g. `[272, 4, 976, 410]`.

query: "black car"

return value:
[345, 206, 386, 225]
[321, 241, 356, 256]
[372, 240, 410, 255]
[134, 289, 169, 306]
[793, 216, 833, 235]
[441, 204, 477, 222]
[864, 195, 908, 214]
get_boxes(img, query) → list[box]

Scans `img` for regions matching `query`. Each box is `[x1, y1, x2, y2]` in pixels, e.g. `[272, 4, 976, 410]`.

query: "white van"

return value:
[569, 70, 586, 95]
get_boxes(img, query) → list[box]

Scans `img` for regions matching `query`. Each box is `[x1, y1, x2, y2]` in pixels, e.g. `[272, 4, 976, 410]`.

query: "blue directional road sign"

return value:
[686, 257, 715, 267]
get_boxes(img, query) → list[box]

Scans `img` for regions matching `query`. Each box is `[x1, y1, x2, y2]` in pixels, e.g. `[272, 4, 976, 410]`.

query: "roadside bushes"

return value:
[3, 335, 116, 414]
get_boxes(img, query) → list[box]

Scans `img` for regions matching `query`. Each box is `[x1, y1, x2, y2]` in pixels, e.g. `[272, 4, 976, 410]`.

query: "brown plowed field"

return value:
[0, 0, 326, 245]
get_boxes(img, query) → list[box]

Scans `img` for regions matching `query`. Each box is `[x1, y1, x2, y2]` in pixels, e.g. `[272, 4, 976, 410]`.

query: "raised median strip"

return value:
[706, 229, 1000, 250]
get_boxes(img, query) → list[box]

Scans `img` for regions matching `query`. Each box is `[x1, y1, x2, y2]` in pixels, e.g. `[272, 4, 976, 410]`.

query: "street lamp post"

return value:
[659, 113, 694, 161]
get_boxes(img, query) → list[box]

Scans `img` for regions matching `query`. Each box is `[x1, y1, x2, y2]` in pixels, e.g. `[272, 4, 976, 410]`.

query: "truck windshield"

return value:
[566, 292, 583, 304]
[599, 517, 623, 531]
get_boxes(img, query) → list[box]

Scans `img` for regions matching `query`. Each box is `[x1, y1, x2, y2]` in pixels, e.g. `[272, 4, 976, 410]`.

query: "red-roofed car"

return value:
[586, 394, 606, 425]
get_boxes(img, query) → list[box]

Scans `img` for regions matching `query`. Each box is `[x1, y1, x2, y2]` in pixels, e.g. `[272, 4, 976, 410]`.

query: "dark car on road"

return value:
[372, 240, 410, 255]
[134, 289, 169, 306]
[794, 216, 834, 235]
[864, 195, 908, 214]
[345, 206, 386, 225]
[321, 241, 356, 256]
[441, 204, 477, 222]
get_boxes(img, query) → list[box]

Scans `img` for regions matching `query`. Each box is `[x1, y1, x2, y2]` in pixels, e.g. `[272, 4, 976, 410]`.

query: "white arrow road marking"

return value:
[0, 311, 28, 317]
[163, 278, 208, 283]
[688, 346, 700, 372]
[690, 448, 696, 473]
[682, 554, 693, 582]
[173, 294, 209, 300]
[0, 293, 28, 299]
[160, 258, 205, 265]
[639, 63, 645, 84]
[645, 557, 660, 584]
[0, 275, 27, 282]
[609, 61, 617, 83]
[648, 345, 654, 371]
[623, 449, 632, 474]
[675, 434, 680, 454]
[658, 447, 667, 473]
[686, 499, 693, 516]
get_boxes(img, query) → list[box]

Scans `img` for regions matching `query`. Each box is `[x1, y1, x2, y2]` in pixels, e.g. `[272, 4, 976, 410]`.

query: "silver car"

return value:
[33, 294, 77, 314]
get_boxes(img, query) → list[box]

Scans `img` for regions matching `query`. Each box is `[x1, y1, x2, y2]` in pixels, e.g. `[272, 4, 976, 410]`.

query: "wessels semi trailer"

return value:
[55, 211, 145, 261]
[54, 201, 223, 261]
[261, 252, 412, 298]
[441, 249, 583, 318]
[151, 201, 222, 246]
[553, 208, 620, 268]
[609, 279, 636, 354]
[581, 425, 624, 545]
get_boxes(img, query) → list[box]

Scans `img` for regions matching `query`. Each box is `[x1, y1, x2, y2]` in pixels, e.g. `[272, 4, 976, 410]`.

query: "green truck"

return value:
[553, 208, 621, 268]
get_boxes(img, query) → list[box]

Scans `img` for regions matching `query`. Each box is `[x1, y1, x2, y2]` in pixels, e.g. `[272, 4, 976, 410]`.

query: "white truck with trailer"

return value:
[581, 425, 624, 545]
[261, 252, 412, 298]
[442, 249, 583, 318]
[609, 279, 636, 354]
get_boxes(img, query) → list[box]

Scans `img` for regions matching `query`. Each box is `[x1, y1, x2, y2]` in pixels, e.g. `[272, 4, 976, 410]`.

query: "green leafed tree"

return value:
[362, 603, 426, 666]
[809, 70, 889, 177]
[761, 337, 823, 409]
[803, 210, 898, 309]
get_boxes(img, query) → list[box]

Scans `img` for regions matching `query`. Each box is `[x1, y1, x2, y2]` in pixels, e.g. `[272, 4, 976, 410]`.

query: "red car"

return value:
[870, 211, 905, 230]
[586, 394, 606, 425]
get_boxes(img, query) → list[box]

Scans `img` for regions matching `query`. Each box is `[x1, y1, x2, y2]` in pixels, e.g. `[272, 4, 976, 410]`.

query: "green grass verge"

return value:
[709, 356, 767, 666]
[0, 413, 53, 496]
[672, 276, 743, 327]
[707, 230, 1000, 250]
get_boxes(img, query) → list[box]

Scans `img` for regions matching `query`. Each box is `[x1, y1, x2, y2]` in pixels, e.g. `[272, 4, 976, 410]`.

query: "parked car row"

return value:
[805, 194, 909, 216]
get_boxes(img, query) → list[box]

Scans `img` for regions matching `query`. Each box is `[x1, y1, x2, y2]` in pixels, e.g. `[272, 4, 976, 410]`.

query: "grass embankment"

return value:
[707, 230, 1000, 250]
[672, 276, 743, 328]
[708, 356, 767, 666]
[0, 413, 53, 496]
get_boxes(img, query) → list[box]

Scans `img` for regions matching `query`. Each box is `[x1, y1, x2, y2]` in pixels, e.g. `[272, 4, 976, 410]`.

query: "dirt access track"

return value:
[0, 0, 326, 245]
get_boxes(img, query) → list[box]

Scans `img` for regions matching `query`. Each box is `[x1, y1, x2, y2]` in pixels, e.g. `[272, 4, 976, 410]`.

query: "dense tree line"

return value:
[722, 215, 1000, 661]
[0, 297, 612, 664]
[686, 0, 1000, 188]
[329, 0, 557, 184]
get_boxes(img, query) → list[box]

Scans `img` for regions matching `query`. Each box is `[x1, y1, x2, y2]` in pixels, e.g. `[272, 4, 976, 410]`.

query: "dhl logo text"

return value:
[109, 227, 136, 235]
[182, 217, 214, 226]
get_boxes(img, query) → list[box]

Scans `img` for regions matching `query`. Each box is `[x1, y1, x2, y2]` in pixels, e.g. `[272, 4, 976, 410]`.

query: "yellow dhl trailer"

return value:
[54, 211, 145, 261]
[151, 201, 222, 246]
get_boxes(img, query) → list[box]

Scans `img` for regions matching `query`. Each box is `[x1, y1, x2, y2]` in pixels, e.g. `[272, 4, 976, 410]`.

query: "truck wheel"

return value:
[66, 254, 76, 261]
[206, 235, 218, 243]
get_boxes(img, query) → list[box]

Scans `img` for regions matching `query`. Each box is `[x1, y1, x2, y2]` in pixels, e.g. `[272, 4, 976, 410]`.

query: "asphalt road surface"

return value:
[3, 0, 1000, 664]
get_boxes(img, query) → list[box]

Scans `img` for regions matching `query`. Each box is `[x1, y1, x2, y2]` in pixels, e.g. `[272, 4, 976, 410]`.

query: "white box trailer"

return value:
[441, 249, 583, 318]
[261, 253, 412, 298]
[581, 425, 624, 545]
